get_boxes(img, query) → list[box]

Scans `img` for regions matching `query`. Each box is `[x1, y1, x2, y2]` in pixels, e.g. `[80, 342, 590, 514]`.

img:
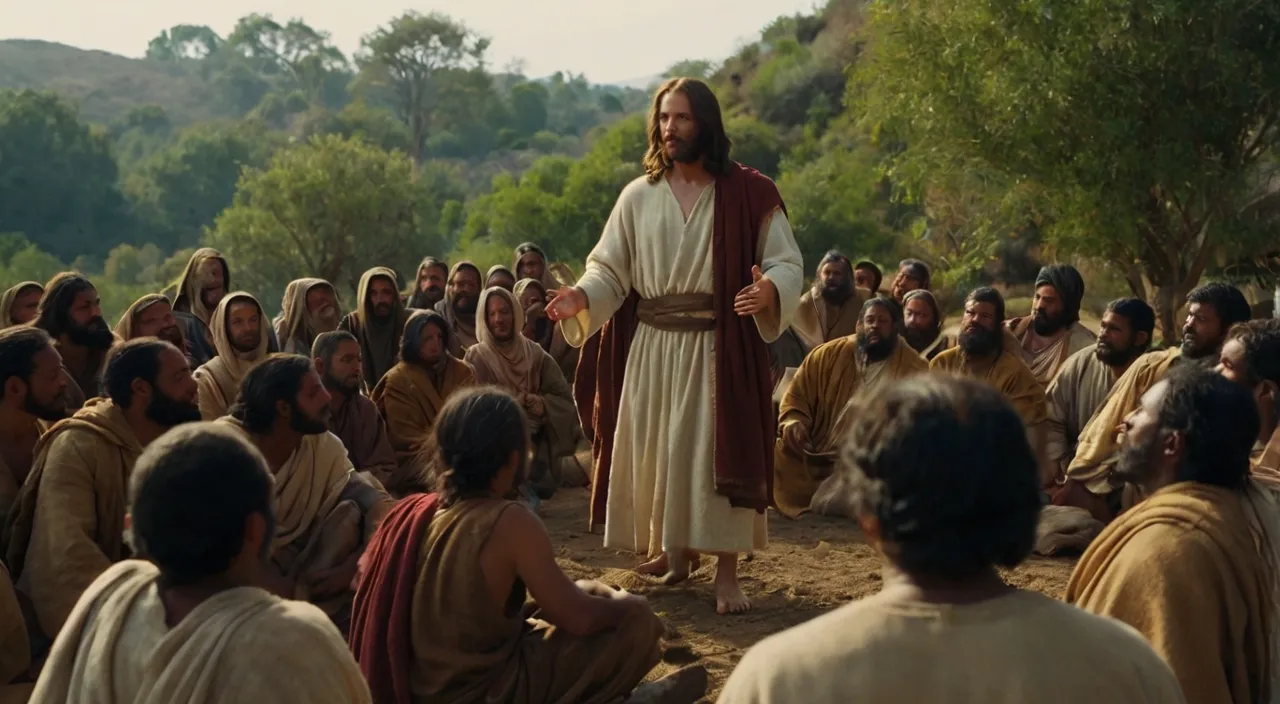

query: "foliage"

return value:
[856, 0, 1280, 339]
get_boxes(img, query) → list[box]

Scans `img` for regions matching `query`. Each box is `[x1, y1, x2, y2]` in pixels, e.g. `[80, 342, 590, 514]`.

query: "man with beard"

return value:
[113, 294, 194, 366]
[514, 241, 558, 292]
[216, 355, 393, 630]
[32, 273, 115, 410]
[1067, 367, 1278, 703]
[435, 261, 482, 356]
[853, 260, 882, 296]
[515, 278, 578, 380]
[466, 288, 579, 500]
[404, 256, 448, 310]
[889, 258, 931, 304]
[1005, 265, 1097, 384]
[29, 423, 372, 704]
[275, 278, 341, 355]
[902, 289, 954, 361]
[168, 249, 279, 366]
[930, 287, 1049, 483]
[370, 311, 475, 496]
[0, 327, 68, 523]
[1048, 299, 1155, 521]
[1068, 282, 1252, 505]
[1216, 319, 1280, 491]
[0, 282, 42, 329]
[6, 339, 200, 645]
[774, 297, 927, 518]
[340, 267, 409, 389]
[193, 293, 270, 421]
[791, 251, 867, 351]
[312, 331, 396, 489]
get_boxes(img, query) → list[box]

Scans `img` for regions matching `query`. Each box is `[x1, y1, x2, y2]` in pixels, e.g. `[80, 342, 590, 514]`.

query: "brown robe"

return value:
[434, 262, 482, 358]
[775, 337, 929, 518]
[370, 358, 475, 496]
[193, 292, 270, 421]
[929, 329, 1048, 428]
[790, 287, 867, 351]
[330, 392, 398, 491]
[1067, 482, 1275, 703]
[407, 498, 663, 702]
[583, 162, 783, 527]
[4, 399, 142, 639]
[340, 268, 409, 389]
[1254, 427, 1280, 491]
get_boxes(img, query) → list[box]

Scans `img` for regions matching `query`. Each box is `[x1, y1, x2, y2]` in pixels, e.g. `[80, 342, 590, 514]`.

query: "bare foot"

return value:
[714, 554, 752, 615]
[629, 665, 708, 704]
[659, 550, 702, 585]
[635, 554, 668, 576]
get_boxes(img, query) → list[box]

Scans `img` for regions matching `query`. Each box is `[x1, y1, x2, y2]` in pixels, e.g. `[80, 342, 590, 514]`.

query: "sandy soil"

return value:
[542, 487, 1078, 701]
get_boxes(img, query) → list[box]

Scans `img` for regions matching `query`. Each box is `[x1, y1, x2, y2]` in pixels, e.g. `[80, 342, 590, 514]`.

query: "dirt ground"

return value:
[542, 488, 1078, 701]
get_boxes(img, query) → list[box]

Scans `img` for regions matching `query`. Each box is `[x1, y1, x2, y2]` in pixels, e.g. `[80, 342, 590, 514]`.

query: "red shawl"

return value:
[580, 162, 784, 529]
[349, 492, 440, 704]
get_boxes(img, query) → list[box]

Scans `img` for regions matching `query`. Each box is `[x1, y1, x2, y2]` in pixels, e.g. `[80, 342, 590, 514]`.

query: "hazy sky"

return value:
[1, 0, 822, 83]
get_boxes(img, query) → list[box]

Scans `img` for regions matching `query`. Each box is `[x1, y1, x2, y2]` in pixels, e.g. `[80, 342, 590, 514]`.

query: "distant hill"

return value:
[0, 39, 230, 126]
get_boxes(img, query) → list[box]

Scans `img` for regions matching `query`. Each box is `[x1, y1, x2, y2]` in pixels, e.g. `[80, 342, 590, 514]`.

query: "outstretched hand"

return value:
[734, 266, 777, 317]
[547, 287, 587, 322]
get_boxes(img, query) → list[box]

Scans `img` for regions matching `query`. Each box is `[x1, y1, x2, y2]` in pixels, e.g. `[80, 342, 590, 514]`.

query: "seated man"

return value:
[350, 387, 705, 704]
[790, 251, 866, 351]
[370, 311, 475, 495]
[275, 278, 341, 355]
[193, 292, 270, 420]
[1067, 367, 1277, 703]
[1004, 265, 1097, 384]
[0, 327, 68, 523]
[1, 282, 42, 329]
[113, 294, 191, 367]
[774, 297, 927, 518]
[514, 278, 579, 381]
[217, 354, 393, 630]
[1216, 319, 1280, 490]
[902, 289, 952, 361]
[29, 423, 371, 703]
[465, 287, 578, 500]
[720, 376, 1183, 703]
[312, 331, 397, 488]
[6, 339, 199, 644]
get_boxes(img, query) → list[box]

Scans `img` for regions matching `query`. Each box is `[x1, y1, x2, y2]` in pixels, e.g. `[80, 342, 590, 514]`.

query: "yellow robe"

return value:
[1067, 347, 1181, 494]
[1254, 428, 1280, 491]
[1066, 482, 1274, 704]
[4, 399, 142, 639]
[929, 330, 1047, 427]
[370, 359, 475, 495]
[774, 337, 928, 518]
[193, 292, 270, 420]
[29, 560, 371, 704]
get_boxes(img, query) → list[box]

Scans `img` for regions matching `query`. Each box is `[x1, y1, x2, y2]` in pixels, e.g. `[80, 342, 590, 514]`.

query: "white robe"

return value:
[562, 175, 803, 555]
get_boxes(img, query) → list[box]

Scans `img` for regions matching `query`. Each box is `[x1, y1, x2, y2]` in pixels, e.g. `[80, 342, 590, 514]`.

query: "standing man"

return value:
[549, 77, 804, 614]
[32, 273, 115, 410]
[1005, 264, 1097, 384]
[312, 331, 397, 489]
[340, 268, 409, 390]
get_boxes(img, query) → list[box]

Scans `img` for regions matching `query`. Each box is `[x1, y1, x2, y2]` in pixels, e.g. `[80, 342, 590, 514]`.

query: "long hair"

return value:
[643, 78, 732, 183]
[33, 272, 95, 338]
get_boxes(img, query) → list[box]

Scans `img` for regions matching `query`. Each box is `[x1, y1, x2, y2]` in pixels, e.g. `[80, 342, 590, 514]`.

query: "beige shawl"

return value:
[1007, 316, 1097, 384]
[485, 265, 515, 290]
[436, 261, 481, 356]
[274, 278, 337, 356]
[791, 287, 867, 351]
[0, 281, 41, 329]
[464, 287, 543, 393]
[112, 293, 177, 343]
[168, 247, 226, 326]
[193, 292, 269, 421]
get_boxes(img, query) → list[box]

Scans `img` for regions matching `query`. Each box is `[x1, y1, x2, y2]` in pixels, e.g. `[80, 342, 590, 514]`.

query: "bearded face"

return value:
[68, 316, 114, 350]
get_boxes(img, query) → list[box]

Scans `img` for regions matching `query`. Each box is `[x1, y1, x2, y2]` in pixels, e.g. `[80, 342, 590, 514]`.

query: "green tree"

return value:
[726, 115, 783, 177]
[0, 90, 129, 261]
[356, 12, 490, 170]
[664, 59, 715, 80]
[227, 14, 349, 105]
[206, 135, 444, 304]
[509, 82, 549, 136]
[146, 25, 224, 61]
[857, 0, 1280, 339]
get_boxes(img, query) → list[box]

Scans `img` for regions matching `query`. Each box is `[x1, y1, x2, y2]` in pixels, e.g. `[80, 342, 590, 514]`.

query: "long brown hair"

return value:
[643, 78, 733, 183]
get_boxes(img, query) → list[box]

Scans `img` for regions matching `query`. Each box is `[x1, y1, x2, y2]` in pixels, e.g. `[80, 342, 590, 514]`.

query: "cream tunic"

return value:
[562, 175, 803, 555]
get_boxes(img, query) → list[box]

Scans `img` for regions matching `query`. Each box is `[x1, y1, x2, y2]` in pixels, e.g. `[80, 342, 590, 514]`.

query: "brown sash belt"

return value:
[636, 293, 716, 332]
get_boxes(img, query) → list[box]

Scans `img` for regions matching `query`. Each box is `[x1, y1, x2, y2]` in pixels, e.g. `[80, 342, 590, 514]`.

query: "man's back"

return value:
[719, 590, 1182, 703]
[31, 560, 370, 703]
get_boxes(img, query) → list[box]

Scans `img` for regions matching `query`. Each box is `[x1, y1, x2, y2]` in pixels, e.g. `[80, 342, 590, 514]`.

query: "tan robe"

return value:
[411, 499, 663, 703]
[29, 560, 371, 704]
[1007, 317, 1097, 384]
[329, 393, 398, 489]
[1068, 347, 1182, 494]
[561, 176, 803, 555]
[193, 292, 270, 421]
[718, 589, 1184, 703]
[0, 282, 41, 329]
[370, 359, 476, 495]
[1045, 346, 1119, 479]
[1067, 482, 1275, 704]
[790, 288, 867, 351]
[465, 287, 579, 496]
[929, 330, 1048, 428]
[167, 247, 226, 366]
[1254, 428, 1280, 491]
[4, 399, 142, 639]
[774, 337, 928, 518]
[274, 277, 333, 355]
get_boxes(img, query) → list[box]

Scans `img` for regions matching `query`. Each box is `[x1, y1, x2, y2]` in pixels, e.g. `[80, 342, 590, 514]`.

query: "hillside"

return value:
[0, 40, 232, 125]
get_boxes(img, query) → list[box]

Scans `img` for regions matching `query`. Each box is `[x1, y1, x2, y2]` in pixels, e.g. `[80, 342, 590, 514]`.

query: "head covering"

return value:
[512, 277, 547, 302]
[349, 267, 409, 385]
[903, 289, 945, 332]
[513, 278, 552, 346]
[436, 261, 481, 352]
[0, 281, 42, 329]
[401, 309, 452, 371]
[169, 248, 229, 326]
[274, 278, 338, 356]
[513, 242, 558, 290]
[203, 292, 270, 408]
[469, 286, 542, 393]
[1035, 264, 1085, 325]
[113, 294, 184, 349]
[485, 265, 516, 291]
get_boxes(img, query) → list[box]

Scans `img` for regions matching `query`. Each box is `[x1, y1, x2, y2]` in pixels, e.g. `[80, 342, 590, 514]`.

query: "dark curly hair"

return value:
[1226, 318, 1280, 388]
[1186, 282, 1251, 333]
[839, 375, 1041, 579]
[433, 386, 529, 507]
[1157, 365, 1259, 490]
